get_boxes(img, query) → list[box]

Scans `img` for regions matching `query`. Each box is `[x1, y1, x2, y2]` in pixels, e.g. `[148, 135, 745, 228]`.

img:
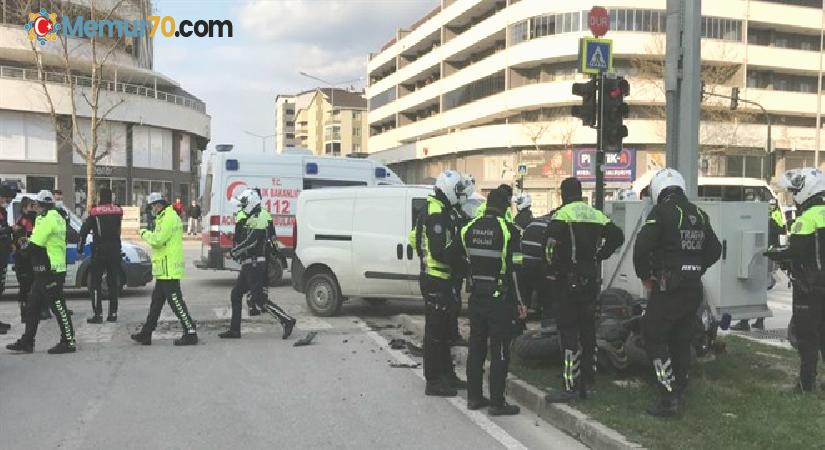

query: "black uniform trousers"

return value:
[89, 250, 121, 317]
[467, 293, 514, 406]
[230, 262, 293, 332]
[15, 267, 33, 321]
[642, 283, 701, 396]
[421, 275, 457, 383]
[791, 283, 825, 390]
[22, 270, 74, 345]
[142, 280, 196, 334]
[557, 282, 598, 391]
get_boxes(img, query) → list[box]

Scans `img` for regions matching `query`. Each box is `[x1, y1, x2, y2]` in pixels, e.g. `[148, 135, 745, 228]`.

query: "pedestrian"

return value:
[633, 169, 722, 416]
[0, 183, 16, 334]
[768, 168, 825, 394]
[513, 192, 533, 231]
[187, 200, 202, 235]
[231, 195, 260, 316]
[545, 177, 624, 403]
[414, 170, 472, 397]
[130, 192, 198, 346]
[219, 189, 296, 340]
[462, 187, 527, 415]
[6, 190, 76, 354]
[12, 196, 37, 323]
[173, 198, 184, 217]
[78, 188, 123, 324]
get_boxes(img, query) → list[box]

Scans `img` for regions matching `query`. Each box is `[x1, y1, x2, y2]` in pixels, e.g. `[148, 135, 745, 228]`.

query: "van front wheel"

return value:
[306, 273, 343, 316]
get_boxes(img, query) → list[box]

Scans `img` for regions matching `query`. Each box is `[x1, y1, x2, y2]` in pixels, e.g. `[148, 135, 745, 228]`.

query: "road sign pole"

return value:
[595, 72, 606, 211]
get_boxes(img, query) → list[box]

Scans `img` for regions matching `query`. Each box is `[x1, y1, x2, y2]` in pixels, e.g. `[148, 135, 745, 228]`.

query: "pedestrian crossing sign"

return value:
[579, 38, 613, 75]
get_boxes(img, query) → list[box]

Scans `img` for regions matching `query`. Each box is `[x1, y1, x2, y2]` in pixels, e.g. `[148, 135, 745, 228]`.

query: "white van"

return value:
[292, 186, 432, 316]
[631, 173, 781, 204]
[196, 148, 403, 283]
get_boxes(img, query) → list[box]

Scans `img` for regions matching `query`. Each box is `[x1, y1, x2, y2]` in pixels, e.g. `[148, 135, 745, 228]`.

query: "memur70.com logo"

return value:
[25, 8, 233, 45]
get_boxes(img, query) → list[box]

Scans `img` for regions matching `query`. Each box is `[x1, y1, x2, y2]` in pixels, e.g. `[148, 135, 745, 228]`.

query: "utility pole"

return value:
[665, 0, 702, 198]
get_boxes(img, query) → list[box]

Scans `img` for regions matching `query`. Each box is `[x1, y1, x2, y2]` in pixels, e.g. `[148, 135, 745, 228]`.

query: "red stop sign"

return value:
[589, 6, 609, 37]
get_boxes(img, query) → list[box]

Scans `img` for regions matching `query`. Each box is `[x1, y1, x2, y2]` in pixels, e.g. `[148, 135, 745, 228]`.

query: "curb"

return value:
[395, 313, 643, 450]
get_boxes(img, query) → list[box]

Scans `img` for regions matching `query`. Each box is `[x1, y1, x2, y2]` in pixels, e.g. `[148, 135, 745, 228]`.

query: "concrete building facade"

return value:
[366, 0, 825, 213]
[283, 88, 369, 156]
[0, 0, 210, 215]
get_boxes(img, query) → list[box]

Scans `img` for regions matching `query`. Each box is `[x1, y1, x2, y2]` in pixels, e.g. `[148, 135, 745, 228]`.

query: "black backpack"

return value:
[521, 214, 553, 273]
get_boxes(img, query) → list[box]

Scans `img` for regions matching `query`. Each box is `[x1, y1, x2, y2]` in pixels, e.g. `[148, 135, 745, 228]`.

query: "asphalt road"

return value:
[0, 242, 584, 450]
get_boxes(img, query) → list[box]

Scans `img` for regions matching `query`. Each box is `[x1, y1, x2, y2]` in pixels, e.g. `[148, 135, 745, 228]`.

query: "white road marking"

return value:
[361, 324, 528, 450]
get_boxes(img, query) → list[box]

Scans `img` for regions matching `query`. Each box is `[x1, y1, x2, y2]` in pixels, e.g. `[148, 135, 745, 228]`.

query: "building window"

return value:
[285, 109, 295, 115]
[511, 19, 529, 44]
[443, 71, 506, 111]
[325, 142, 342, 154]
[0, 110, 57, 162]
[286, 121, 295, 127]
[353, 144, 361, 152]
[325, 126, 341, 141]
[702, 16, 741, 41]
[725, 155, 744, 177]
[286, 133, 295, 139]
[353, 127, 361, 137]
[369, 87, 396, 111]
[132, 126, 173, 170]
[179, 134, 191, 172]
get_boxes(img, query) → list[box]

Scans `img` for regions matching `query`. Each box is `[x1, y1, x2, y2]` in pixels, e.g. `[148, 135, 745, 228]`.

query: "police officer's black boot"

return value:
[47, 340, 76, 354]
[174, 332, 198, 346]
[443, 372, 467, 390]
[425, 380, 457, 397]
[107, 313, 117, 322]
[546, 349, 581, 403]
[87, 315, 103, 324]
[6, 339, 33, 353]
[131, 328, 152, 346]
[219, 329, 241, 339]
[467, 397, 490, 410]
[488, 402, 520, 416]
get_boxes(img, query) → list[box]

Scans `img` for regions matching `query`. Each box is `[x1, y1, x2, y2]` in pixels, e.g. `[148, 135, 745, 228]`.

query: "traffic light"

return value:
[572, 79, 597, 127]
[730, 87, 740, 111]
[602, 76, 629, 148]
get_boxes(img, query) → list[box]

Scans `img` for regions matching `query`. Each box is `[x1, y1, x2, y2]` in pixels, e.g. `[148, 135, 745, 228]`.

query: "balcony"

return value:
[0, 64, 206, 113]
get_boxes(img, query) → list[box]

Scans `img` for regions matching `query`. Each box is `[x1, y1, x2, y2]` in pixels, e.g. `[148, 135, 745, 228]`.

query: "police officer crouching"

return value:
[768, 168, 825, 393]
[78, 188, 123, 323]
[7, 190, 76, 354]
[545, 178, 624, 403]
[633, 169, 721, 417]
[462, 187, 526, 415]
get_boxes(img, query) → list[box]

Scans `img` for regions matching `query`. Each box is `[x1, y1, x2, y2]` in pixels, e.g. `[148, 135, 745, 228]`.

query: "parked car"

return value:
[3, 194, 152, 298]
[291, 186, 431, 316]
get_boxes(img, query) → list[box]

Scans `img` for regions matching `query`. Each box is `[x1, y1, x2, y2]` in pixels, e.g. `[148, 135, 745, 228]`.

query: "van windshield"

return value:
[698, 185, 774, 202]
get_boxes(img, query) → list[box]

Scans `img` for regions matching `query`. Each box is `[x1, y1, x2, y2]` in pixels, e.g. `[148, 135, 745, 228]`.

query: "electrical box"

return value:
[602, 200, 770, 321]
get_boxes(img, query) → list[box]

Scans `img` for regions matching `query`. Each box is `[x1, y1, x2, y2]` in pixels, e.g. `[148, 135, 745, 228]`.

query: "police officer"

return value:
[220, 189, 296, 340]
[0, 183, 15, 334]
[232, 194, 261, 316]
[513, 192, 533, 231]
[633, 169, 721, 416]
[7, 190, 76, 354]
[461, 187, 526, 415]
[12, 196, 37, 322]
[416, 170, 471, 397]
[131, 193, 198, 346]
[78, 188, 123, 323]
[768, 168, 825, 393]
[545, 177, 624, 403]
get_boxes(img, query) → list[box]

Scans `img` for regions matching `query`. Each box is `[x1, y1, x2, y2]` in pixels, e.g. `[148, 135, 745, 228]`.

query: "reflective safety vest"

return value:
[461, 214, 519, 298]
[547, 201, 610, 275]
[29, 209, 67, 273]
[140, 206, 185, 280]
[771, 207, 786, 229]
[791, 204, 825, 271]
[421, 196, 453, 280]
[475, 201, 514, 222]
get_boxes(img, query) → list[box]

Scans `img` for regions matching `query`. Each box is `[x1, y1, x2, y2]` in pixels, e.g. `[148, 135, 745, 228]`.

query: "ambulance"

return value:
[195, 147, 402, 283]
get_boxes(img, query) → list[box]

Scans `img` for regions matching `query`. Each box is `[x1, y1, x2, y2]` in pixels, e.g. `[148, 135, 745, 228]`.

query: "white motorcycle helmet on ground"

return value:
[237, 189, 262, 215]
[778, 167, 825, 205]
[649, 168, 687, 204]
[435, 170, 470, 206]
[514, 192, 532, 211]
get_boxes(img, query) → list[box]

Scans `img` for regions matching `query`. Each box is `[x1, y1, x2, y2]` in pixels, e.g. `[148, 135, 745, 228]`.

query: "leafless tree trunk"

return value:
[22, 0, 127, 212]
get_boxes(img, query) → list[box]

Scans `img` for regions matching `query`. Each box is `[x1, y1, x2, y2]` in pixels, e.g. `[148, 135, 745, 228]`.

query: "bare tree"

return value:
[21, 0, 129, 212]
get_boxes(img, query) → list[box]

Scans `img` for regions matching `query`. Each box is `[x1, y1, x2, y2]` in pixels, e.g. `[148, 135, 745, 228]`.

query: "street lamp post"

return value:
[244, 130, 276, 153]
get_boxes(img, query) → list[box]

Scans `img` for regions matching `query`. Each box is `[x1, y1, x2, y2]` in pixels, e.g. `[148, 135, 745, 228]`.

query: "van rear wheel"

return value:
[306, 273, 342, 316]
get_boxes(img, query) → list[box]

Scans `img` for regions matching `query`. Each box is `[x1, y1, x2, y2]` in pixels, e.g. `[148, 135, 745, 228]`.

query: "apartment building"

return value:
[289, 88, 369, 156]
[366, 0, 825, 212]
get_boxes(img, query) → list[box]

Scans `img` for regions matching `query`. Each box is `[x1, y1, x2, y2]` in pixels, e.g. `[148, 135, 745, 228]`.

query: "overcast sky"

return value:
[153, 0, 437, 154]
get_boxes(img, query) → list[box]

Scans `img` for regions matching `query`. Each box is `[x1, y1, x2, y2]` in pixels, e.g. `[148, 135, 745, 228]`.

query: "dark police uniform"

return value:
[79, 203, 123, 321]
[416, 191, 464, 394]
[769, 196, 825, 392]
[0, 199, 12, 332]
[461, 206, 523, 412]
[547, 199, 623, 399]
[633, 190, 721, 413]
[13, 209, 37, 321]
[223, 205, 295, 339]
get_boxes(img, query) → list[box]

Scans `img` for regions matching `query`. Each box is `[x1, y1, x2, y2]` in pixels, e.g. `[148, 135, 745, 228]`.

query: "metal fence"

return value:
[0, 64, 207, 114]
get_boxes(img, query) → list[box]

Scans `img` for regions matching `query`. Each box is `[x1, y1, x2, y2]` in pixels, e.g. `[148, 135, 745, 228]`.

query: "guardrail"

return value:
[0, 65, 206, 114]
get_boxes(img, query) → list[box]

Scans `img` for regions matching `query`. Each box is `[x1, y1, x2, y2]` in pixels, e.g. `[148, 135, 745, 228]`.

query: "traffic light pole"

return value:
[595, 72, 606, 211]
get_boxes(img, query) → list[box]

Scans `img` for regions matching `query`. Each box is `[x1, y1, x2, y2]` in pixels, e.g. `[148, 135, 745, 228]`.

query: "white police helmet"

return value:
[778, 167, 825, 205]
[435, 170, 470, 206]
[514, 192, 532, 210]
[649, 168, 686, 204]
[238, 189, 262, 214]
[35, 190, 55, 204]
[146, 192, 165, 205]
